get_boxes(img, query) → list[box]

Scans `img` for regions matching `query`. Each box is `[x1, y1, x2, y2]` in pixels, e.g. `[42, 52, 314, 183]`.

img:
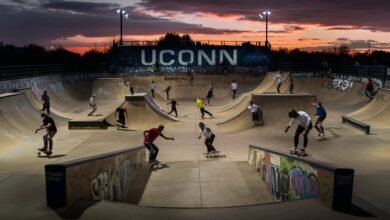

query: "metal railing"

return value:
[122, 40, 263, 47]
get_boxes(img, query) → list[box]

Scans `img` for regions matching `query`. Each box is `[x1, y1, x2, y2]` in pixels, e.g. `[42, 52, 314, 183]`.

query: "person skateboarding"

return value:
[206, 83, 214, 106]
[231, 80, 238, 99]
[88, 94, 97, 116]
[151, 81, 157, 98]
[41, 90, 50, 115]
[285, 109, 312, 154]
[35, 113, 57, 154]
[364, 79, 375, 100]
[126, 82, 134, 95]
[276, 72, 283, 93]
[248, 101, 261, 126]
[167, 99, 178, 117]
[195, 98, 213, 119]
[198, 122, 217, 153]
[143, 125, 175, 164]
[312, 102, 327, 137]
[115, 104, 128, 128]
[288, 77, 294, 94]
[163, 85, 171, 100]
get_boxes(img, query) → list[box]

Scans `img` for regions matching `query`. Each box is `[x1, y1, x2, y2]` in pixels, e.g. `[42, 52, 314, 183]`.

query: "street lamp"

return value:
[259, 10, 271, 48]
[117, 9, 129, 45]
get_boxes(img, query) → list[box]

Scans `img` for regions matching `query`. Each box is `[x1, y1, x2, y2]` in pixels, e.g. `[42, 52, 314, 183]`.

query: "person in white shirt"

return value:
[276, 72, 283, 93]
[231, 80, 238, 99]
[284, 109, 313, 152]
[198, 122, 217, 153]
[150, 81, 157, 98]
[88, 94, 97, 116]
[248, 101, 260, 126]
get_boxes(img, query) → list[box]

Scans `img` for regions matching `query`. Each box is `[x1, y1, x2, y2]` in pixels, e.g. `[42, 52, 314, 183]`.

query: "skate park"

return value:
[1, 68, 390, 219]
[1, 1, 390, 219]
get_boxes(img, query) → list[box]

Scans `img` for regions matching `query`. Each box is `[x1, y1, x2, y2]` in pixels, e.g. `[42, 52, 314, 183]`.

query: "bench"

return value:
[341, 115, 370, 134]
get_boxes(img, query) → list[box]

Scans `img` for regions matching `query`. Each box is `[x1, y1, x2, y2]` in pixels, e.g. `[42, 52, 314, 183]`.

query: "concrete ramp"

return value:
[346, 89, 390, 128]
[92, 78, 129, 100]
[218, 93, 316, 133]
[104, 93, 178, 130]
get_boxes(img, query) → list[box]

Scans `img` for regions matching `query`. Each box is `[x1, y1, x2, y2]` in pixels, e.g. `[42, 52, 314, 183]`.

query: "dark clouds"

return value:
[0, 1, 251, 46]
[138, 0, 390, 32]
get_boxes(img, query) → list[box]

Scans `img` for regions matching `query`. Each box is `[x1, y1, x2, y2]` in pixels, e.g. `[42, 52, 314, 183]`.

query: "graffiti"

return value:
[331, 74, 383, 91]
[0, 109, 8, 120]
[91, 171, 114, 200]
[290, 167, 319, 199]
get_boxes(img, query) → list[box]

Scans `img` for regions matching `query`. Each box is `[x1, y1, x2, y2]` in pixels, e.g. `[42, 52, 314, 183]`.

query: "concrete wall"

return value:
[248, 145, 354, 212]
[45, 146, 147, 208]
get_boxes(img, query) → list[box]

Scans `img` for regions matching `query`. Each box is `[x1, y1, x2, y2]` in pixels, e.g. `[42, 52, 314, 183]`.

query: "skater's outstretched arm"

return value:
[35, 123, 52, 133]
[160, 133, 174, 140]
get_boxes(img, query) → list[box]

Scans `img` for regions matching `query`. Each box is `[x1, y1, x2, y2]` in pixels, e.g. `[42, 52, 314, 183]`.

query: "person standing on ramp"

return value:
[248, 101, 261, 126]
[151, 81, 157, 98]
[41, 90, 50, 115]
[276, 72, 283, 93]
[195, 98, 213, 119]
[288, 77, 294, 94]
[231, 80, 238, 99]
[198, 122, 217, 153]
[312, 102, 327, 137]
[35, 113, 57, 154]
[88, 94, 97, 116]
[206, 83, 214, 106]
[126, 82, 134, 95]
[285, 109, 312, 154]
[163, 85, 171, 100]
[143, 125, 175, 164]
[116, 104, 128, 128]
[167, 99, 178, 117]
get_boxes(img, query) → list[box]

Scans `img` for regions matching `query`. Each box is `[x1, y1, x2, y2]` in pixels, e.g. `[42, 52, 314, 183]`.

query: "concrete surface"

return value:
[1, 73, 390, 220]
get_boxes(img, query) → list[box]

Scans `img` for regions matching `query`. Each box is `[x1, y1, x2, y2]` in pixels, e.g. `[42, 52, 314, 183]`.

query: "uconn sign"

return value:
[141, 49, 237, 66]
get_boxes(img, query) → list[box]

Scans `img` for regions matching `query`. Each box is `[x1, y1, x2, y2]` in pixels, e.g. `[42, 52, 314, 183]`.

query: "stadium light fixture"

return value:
[259, 10, 271, 47]
[117, 9, 129, 46]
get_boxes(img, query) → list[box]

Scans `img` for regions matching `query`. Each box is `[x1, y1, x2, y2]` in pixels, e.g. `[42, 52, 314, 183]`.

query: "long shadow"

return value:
[37, 154, 66, 159]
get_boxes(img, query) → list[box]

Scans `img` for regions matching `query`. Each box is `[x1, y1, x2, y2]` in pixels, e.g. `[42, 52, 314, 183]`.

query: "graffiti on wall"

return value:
[249, 148, 327, 203]
[330, 75, 383, 91]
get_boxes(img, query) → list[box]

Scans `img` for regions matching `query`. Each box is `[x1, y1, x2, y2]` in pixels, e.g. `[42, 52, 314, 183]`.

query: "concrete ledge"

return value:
[341, 115, 370, 134]
[248, 144, 354, 213]
[45, 146, 147, 208]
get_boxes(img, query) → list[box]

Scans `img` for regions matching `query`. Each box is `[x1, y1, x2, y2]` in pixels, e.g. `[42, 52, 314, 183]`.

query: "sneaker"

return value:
[289, 147, 298, 152]
[38, 147, 47, 151]
[148, 160, 155, 165]
[320, 132, 325, 137]
[316, 133, 321, 137]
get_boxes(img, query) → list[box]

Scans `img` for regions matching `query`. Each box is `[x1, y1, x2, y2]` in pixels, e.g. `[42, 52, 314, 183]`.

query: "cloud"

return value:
[138, 0, 390, 32]
[0, 2, 251, 46]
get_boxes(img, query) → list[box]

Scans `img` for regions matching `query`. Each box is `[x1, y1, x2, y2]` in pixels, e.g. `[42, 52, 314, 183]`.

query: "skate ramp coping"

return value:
[45, 146, 148, 208]
[248, 145, 354, 213]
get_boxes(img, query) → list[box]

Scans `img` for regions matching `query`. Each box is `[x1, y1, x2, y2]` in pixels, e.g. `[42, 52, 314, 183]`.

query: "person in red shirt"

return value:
[143, 125, 174, 164]
[365, 79, 375, 100]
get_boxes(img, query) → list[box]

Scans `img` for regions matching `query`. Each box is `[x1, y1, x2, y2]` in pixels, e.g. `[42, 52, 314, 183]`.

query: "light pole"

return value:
[116, 9, 129, 46]
[259, 10, 271, 48]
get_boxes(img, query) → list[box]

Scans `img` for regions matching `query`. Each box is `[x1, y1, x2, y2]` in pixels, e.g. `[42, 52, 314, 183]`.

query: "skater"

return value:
[167, 99, 178, 117]
[288, 77, 294, 94]
[126, 82, 134, 95]
[35, 113, 57, 154]
[198, 122, 217, 153]
[312, 102, 327, 137]
[284, 109, 313, 153]
[231, 80, 238, 99]
[41, 90, 50, 115]
[206, 83, 214, 106]
[195, 98, 213, 118]
[364, 79, 375, 100]
[150, 81, 157, 98]
[276, 72, 283, 93]
[88, 94, 97, 116]
[163, 85, 171, 100]
[115, 104, 128, 127]
[248, 101, 261, 126]
[143, 125, 175, 164]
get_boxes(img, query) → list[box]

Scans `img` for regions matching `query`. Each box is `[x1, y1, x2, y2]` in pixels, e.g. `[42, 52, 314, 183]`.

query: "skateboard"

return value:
[289, 149, 310, 157]
[150, 161, 160, 171]
[37, 149, 52, 158]
[203, 151, 222, 158]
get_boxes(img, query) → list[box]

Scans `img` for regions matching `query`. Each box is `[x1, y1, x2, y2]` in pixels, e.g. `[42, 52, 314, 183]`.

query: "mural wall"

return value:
[248, 147, 335, 208]
[45, 147, 147, 208]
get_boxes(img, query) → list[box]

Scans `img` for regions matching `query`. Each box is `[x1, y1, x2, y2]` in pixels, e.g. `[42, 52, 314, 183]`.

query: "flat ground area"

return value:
[1, 74, 390, 220]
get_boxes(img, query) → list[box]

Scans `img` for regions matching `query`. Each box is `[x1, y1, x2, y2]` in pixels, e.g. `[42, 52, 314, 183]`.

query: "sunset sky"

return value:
[1, 0, 389, 54]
